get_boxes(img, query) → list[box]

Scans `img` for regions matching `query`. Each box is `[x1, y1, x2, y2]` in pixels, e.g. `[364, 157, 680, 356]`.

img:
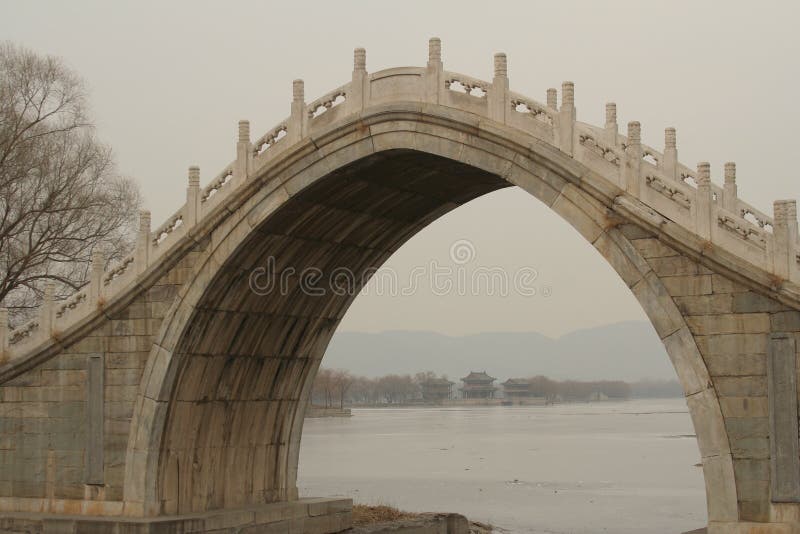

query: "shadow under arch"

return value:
[123, 110, 737, 526]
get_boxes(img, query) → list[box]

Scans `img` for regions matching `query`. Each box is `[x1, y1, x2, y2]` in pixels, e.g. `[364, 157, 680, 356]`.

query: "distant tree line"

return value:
[526, 375, 631, 401]
[310, 368, 683, 407]
[312, 368, 429, 407]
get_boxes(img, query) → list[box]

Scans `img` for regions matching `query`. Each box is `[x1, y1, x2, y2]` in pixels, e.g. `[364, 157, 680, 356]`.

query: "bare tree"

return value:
[0, 42, 140, 324]
[312, 368, 335, 408]
[413, 370, 436, 385]
[331, 369, 354, 409]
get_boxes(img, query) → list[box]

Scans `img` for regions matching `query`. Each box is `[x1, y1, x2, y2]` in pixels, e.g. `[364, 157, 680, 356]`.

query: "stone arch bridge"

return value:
[0, 39, 798, 533]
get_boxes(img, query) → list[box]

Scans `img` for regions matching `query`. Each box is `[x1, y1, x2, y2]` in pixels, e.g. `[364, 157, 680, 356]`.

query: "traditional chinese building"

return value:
[460, 371, 497, 399]
[502, 378, 533, 399]
[421, 377, 454, 402]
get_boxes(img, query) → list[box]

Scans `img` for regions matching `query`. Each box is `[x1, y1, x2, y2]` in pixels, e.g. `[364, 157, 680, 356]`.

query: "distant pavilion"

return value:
[460, 371, 497, 399]
[502, 378, 533, 399]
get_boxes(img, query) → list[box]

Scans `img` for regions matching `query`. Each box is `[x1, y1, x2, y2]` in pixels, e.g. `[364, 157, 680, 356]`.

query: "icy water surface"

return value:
[298, 398, 706, 533]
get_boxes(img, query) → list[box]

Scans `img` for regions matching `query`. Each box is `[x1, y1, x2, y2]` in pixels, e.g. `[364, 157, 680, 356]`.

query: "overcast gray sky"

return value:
[3, 1, 799, 337]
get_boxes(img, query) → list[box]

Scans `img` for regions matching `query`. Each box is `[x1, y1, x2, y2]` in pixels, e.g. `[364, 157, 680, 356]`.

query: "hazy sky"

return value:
[3, 1, 799, 337]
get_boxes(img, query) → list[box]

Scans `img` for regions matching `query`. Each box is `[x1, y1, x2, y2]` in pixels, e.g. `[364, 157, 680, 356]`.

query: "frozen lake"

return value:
[298, 398, 707, 533]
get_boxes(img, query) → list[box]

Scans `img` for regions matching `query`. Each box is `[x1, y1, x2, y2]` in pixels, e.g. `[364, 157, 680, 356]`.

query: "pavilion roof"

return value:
[461, 370, 496, 382]
[502, 378, 531, 386]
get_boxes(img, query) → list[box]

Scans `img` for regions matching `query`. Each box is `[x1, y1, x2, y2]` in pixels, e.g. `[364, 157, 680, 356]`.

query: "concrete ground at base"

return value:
[0, 497, 351, 533]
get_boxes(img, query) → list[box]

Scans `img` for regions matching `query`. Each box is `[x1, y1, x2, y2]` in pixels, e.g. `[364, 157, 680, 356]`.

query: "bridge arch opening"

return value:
[299, 184, 707, 532]
[126, 124, 737, 527]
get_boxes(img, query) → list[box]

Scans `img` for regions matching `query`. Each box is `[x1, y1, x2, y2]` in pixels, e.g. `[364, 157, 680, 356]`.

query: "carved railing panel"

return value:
[308, 89, 347, 119]
[201, 165, 234, 203]
[253, 124, 288, 159]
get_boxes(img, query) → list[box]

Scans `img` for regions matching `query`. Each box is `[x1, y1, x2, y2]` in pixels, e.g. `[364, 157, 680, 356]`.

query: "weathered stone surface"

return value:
[695, 334, 768, 357]
[720, 397, 769, 418]
[674, 294, 734, 316]
[660, 275, 713, 296]
[649, 255, 712, 277]
[631, 237, 680, 258]
[771, 311, 800, 332]
[715, 377, 768, 398]
[768, 334, 800, 502]
[686, 314, 771, 336]
[732, 292, 791, 314]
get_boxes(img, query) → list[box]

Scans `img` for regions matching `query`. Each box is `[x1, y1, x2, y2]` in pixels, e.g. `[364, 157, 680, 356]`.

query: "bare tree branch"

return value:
[0, 42, 140, 326]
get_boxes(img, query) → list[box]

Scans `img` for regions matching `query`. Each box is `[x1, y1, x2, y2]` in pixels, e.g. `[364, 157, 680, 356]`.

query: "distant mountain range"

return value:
[323, 321, 677, 382]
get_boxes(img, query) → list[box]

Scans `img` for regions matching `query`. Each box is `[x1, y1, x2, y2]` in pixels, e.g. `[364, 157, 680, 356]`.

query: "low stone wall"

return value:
[306, 406, 352, 418]
[0, 497, 351, 533]
[349, 513, 470, 534]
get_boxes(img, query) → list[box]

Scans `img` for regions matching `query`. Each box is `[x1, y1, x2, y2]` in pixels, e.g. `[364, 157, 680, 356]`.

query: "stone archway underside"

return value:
[158, 150, 509, 514]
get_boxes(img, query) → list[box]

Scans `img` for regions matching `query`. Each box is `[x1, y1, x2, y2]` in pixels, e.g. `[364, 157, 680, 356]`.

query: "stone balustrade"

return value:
[1, 37, 796, 367]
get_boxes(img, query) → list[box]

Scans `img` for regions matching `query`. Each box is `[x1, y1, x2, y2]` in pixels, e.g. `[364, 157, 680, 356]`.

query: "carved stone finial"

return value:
[354, 47, 366, 72]
[238, 120, 250, 143]
[0, 307, 7, 354]
[39, 281, 55, 334]
[91, 248, 105, 268]
[627, 121, 641, 145]
[546, 88, 557, 109]
[188, 166, 200, 187]
[43, 281, 55, 303]
[697, 162, 711, 185]
[562, 82, 574, 107]
[724, 162, 736, 185]
[605, 103, 617, 126]
[428, 37, 441, 64]
[494, 53, 507, 78]
[293, 79, 304, 102]
[665, 127, 676, 149]
[139, 210, 151, 233]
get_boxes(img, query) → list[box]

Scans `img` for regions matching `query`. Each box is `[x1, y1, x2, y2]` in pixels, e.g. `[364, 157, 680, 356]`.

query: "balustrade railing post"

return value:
[773, 200, 798, 281]
[136, 210, 151, 275]
[186, 166, 200, 228]
[696, 162, 713, 240]
[349, 47, 368, 113]
[604, 103, 617, 145]
[41, 281, 55, 338]
[90, 249, 105, 304]
[558, 82, 575, 155]
[234, 120, 251, 184]
[625, 121, 642, 196]
[546, 88, 557, 110]
[288, 79, 307, 144]
[0, 308, 8, 363]
[664, 127, 678, 180]
[489, 53, 508, 123]
[723, 162, 737, 212]
[425, 37, 443, 104]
